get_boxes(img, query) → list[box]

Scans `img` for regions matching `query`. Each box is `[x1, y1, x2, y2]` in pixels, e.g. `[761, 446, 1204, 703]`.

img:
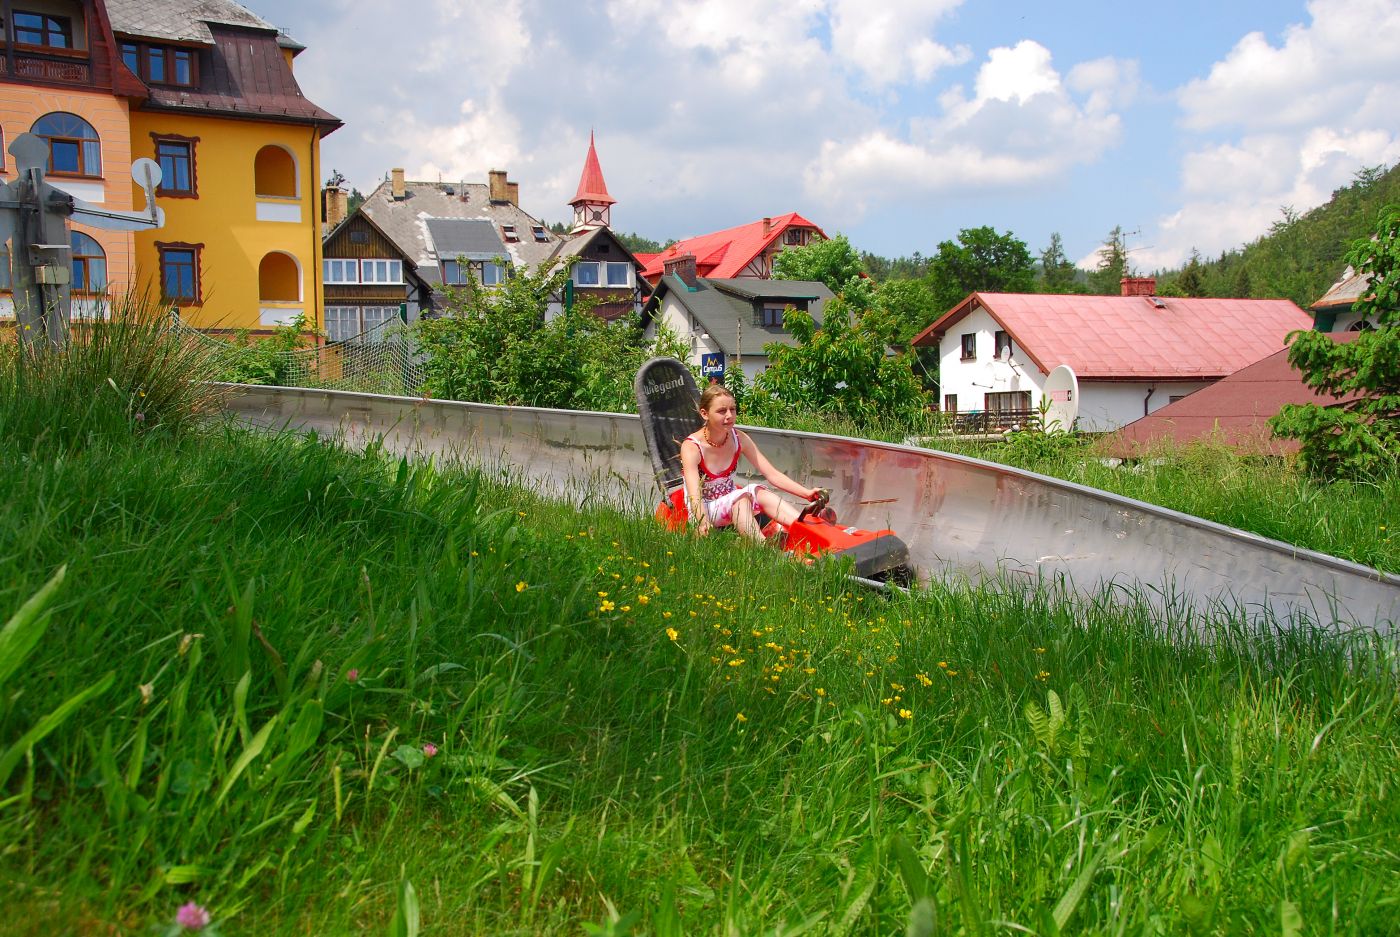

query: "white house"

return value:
[911, 278, 1314, 432]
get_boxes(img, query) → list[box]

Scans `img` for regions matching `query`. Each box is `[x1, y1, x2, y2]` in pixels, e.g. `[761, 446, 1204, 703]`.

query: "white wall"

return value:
[1076, 380, 1213, 432]
[641, 295, 772, 379]
[938, 306, 1215, 431]
[938, 306, 1048, 410]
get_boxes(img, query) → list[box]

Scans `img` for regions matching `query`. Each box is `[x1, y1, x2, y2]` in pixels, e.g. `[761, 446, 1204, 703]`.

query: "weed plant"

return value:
[2, 415, 1397, 933]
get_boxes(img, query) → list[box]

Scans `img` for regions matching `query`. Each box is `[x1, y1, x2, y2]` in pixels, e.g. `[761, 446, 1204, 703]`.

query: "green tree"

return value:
[752, 296, 928, 425]
[1037, 232, 1081, 294]
[1176, 249, 1206, 297]
[925, 226, 1035, 312]
[1087, 226, 1130, 294]
[1270, 205, 1400, 478]
[772, 233, 872, 306]
[616, 231, 668, 254]
[875, 277, 939, 346]
[415, 258, 683, 412]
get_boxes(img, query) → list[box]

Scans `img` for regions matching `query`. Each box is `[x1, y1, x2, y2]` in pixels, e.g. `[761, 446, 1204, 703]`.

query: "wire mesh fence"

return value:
[168, 311, 426, 396]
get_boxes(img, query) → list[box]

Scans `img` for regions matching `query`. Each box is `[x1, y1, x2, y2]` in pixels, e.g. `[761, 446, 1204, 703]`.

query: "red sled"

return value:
[636, 357, 912, 586]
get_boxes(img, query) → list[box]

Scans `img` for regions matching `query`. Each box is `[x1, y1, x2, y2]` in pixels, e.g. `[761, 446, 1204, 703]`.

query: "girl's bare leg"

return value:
[756, 488, 801, 525]
[731, 495, 765, 541]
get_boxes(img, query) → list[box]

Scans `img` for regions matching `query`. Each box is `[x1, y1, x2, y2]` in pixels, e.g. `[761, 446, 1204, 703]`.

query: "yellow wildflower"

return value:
[515, 581, 527, 593]
[728, 659, 746, 667]
[663, 611, 673, 619]
[898, 709, 912, 720]
[666, 627, 679, 642]
[736, 712, 747, 723]
[600, 600, 615, 612]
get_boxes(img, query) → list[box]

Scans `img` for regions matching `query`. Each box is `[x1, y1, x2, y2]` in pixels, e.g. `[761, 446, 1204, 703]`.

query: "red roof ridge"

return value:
[571, 130, 615, 206]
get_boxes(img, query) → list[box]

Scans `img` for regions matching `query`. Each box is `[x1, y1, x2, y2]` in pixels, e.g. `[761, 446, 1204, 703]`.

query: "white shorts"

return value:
[704, 483, 767, 526]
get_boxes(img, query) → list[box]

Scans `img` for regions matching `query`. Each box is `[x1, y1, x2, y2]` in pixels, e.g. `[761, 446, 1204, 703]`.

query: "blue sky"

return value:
[274, 0, 1400, 273]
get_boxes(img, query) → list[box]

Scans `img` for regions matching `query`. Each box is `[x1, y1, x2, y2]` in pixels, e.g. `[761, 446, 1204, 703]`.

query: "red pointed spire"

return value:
[571, 130, 616, 207]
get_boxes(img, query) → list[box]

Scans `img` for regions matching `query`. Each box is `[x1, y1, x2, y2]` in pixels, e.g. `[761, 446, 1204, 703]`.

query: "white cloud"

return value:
[1178, 0, 1400, 132]
[804, 41, 1125, 219]
[1141, 0, 1400, 268]
[827, 0, 969, 86]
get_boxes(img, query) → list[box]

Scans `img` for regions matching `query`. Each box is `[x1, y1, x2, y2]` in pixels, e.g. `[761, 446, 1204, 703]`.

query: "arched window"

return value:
[254, 145, 297, 198]
[258, 252, 300, 302]
[71, 232, 107, 292]
[33, 112, 101, 176]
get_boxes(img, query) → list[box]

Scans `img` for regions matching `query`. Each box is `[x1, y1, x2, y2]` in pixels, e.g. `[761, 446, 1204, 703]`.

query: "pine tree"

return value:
[1037, 232, 1080, 293]
[1088, 226, 1129, 294]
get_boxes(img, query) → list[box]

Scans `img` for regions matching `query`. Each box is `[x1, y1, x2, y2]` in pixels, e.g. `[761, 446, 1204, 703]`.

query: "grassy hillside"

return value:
[3, 336, 1399, 933]
[1153, 163, 1400, 307]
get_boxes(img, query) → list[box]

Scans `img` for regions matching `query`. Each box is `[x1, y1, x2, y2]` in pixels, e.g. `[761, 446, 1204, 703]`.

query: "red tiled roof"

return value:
[632, 252, 660, 268]
[912, 292, 1313, 379]
[640, 212, 826, 281]
[1103, 332, 1360, 455]
[571, 131, 615, 206]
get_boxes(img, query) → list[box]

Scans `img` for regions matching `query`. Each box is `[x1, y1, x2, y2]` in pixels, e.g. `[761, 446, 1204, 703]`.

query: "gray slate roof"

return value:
[360, 180, 565, 289]
[106, 0, 303, 48]
[425, 219, 508, 262]
[655, 274, 832, 357]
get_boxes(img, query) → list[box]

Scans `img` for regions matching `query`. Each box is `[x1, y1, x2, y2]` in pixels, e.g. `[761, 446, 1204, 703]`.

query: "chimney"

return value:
[1120, 276, 1157, 297]
[663, 252, 698, 289]
[488, 169, 509, 203]
[323, 184, 348, 231]
[391, 167, 405, 200]
[506, 181, 519, 207]
[762, 217, 772, 235]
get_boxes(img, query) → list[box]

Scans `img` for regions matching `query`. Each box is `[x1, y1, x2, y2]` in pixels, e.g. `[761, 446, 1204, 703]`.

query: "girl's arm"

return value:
[738, 431, 818, 501]
[679, 440, 711, 535]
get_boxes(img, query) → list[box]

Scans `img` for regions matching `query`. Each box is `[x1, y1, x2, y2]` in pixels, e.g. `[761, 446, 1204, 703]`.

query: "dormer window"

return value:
[784, 228, 808, 246]
[14, 11, 73, 49]
[121, 41, 198, 87]
[531, 225, 548, 243]
[756, 303, 791, 328]
[501, 224, 519, 243]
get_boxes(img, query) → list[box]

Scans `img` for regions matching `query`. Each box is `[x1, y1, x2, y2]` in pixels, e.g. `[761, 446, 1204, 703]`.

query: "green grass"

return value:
[2, 326, 1398, 934]
[2, 418, 1397, 934]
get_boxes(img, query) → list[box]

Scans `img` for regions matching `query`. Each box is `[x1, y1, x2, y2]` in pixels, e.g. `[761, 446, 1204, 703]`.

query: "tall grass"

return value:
[2, 423, 1396, 930]
[1, 324, 1396, 932]
[0, 294, 224, 450]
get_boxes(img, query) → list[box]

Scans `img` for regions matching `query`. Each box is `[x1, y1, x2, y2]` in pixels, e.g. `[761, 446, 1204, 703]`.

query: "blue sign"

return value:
[700, 351, 726, 378]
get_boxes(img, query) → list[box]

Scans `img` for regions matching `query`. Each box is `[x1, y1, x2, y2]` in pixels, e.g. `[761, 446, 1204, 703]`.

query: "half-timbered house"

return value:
[320, 198, 430, 341]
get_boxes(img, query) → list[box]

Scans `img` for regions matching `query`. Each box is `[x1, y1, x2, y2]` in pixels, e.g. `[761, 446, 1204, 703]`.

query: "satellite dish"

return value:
[997, 346, 1011, 364]
[1042, 364, 1079, 432]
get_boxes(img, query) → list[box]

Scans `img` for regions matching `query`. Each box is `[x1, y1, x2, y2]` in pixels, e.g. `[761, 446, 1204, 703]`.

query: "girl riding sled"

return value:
[680, 383, 824, 540]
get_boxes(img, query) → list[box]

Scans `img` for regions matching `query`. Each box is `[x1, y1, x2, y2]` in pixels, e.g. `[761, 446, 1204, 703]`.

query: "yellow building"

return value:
[0, 0, 339, 333]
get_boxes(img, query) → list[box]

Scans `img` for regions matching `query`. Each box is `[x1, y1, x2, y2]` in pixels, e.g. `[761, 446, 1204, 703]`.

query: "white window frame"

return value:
[573, 261, 600, 286]
[325, 305, 359, 343]
[360, 258, 402, 284]
[481, 262, 506, 286]
[441, 259, 468, 285]
[605, 262, 631, 288]
[324, 258, 360, 284]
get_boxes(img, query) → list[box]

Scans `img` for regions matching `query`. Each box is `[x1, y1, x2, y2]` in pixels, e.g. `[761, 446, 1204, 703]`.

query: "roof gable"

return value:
[915, 292, 1314, 380]
[641, 212, 827, 280]
[654, 275, 832, 357]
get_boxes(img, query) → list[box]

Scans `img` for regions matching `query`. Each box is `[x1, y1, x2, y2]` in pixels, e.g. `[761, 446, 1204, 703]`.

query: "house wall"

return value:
[938, 306, 1213, 432]
[1076, 380, 1214, 432]
[0, 84, 136, 318]
[644, 294, 769, 379]
[128, 111, 325, 333]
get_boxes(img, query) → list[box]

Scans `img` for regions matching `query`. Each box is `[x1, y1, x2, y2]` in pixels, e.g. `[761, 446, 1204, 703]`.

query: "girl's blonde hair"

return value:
[699, 383, 736, 412]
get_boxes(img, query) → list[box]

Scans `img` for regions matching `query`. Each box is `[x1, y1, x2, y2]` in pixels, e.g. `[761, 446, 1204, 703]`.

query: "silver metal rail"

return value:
[221, 385, 1399, 632]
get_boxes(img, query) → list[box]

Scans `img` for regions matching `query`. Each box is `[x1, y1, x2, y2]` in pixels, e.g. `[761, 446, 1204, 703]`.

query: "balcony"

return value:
[0, 48, 92, 85]
[943, 408, 1039, 436]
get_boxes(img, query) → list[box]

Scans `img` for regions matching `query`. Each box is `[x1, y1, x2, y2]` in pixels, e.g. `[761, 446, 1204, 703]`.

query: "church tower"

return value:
[569, 131, 616, 232]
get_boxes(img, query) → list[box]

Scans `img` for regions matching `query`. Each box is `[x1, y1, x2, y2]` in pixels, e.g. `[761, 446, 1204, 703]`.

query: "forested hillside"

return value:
[1152, 163, 1400, 306]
